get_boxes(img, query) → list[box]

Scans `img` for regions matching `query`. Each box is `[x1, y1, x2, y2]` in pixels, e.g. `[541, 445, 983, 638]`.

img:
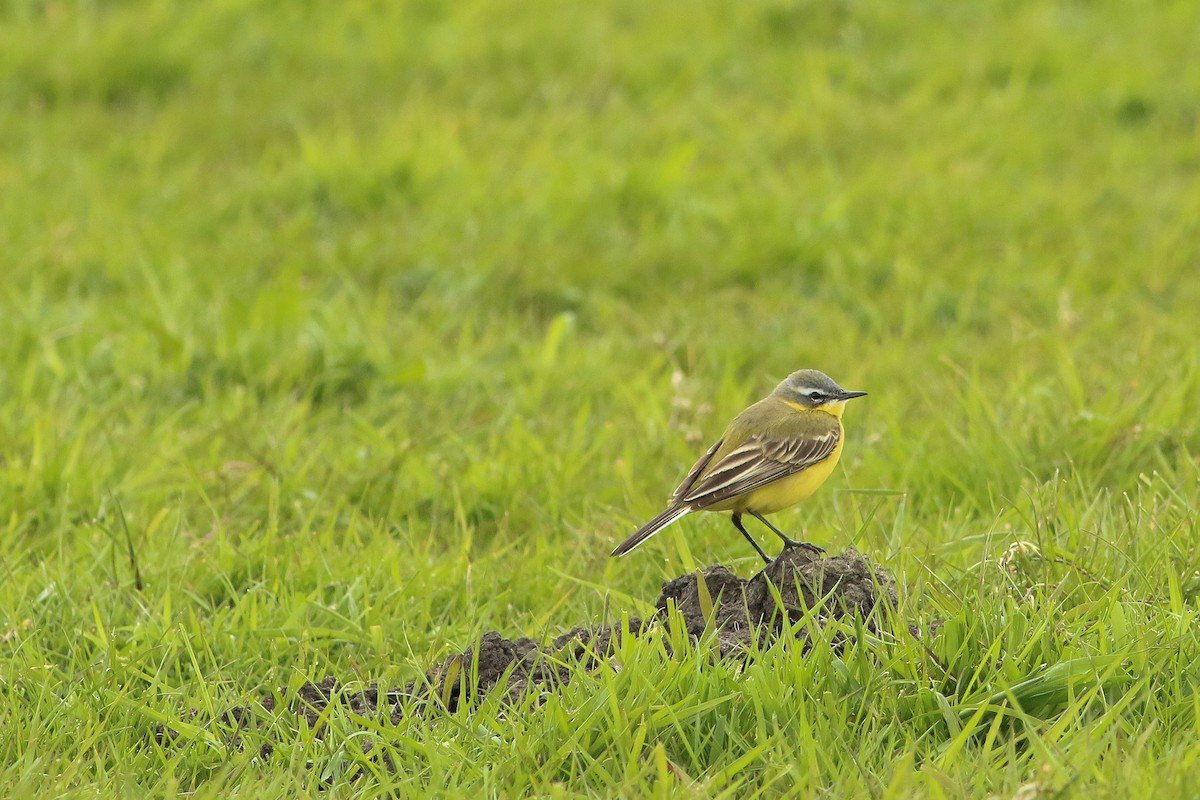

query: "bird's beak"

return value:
[839, 390, 868, 400]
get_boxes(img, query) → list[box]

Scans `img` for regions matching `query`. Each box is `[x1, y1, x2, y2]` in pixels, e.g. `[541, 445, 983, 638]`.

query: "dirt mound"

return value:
[155, 546, 895, 757]
[659, 546, 895, 651]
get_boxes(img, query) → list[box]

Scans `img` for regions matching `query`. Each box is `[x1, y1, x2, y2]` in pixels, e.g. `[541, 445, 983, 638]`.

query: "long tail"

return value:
[610, 505, 691, 557]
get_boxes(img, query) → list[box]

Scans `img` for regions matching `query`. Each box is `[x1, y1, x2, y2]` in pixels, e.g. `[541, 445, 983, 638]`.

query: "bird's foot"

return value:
[780, 540, 825, 557]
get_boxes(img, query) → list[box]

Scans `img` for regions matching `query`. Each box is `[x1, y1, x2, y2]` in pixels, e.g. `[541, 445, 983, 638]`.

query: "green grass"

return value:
[2, 0, 1199, 795]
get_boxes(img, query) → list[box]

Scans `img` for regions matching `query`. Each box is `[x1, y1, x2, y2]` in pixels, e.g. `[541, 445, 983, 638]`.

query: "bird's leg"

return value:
[731, 513, 772, 564]
[749, 511, 825, 555]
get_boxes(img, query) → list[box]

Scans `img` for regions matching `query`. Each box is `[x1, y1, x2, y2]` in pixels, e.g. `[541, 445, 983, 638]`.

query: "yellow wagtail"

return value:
[611, 369, 866, 562]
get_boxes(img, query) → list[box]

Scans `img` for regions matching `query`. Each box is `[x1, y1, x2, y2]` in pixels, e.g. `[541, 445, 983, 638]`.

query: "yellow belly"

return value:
[707, 437, 844, 515]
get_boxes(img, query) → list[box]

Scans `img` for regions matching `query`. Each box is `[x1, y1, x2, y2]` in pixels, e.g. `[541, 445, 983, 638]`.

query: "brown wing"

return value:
[678, 428, 840, 509]
[669, 438, 724, 503]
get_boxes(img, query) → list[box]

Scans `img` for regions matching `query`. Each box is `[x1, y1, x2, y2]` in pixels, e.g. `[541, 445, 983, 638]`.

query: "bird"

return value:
[610, 369, 867, 562]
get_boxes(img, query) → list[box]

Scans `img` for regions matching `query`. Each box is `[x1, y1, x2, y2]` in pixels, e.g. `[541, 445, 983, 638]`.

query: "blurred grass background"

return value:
[1, 0, 1198, 796]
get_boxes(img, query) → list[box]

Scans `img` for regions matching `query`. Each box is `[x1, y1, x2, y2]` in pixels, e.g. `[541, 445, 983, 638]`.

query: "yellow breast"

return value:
[730, 434, 844, 515]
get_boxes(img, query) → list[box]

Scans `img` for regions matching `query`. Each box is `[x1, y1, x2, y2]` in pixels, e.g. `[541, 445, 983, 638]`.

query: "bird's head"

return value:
[772, 369, 867, 418]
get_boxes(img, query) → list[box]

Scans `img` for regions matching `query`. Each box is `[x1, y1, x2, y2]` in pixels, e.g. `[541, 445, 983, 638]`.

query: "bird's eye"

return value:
[807, 391, 824, 403]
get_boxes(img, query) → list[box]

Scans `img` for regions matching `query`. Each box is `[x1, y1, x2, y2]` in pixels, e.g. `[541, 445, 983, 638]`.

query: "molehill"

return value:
[155, 546, 896, 758]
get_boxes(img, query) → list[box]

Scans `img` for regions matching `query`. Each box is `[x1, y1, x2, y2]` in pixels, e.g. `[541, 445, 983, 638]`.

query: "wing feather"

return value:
[679, 428, 840, 509]
[669, 438, 724, 503]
